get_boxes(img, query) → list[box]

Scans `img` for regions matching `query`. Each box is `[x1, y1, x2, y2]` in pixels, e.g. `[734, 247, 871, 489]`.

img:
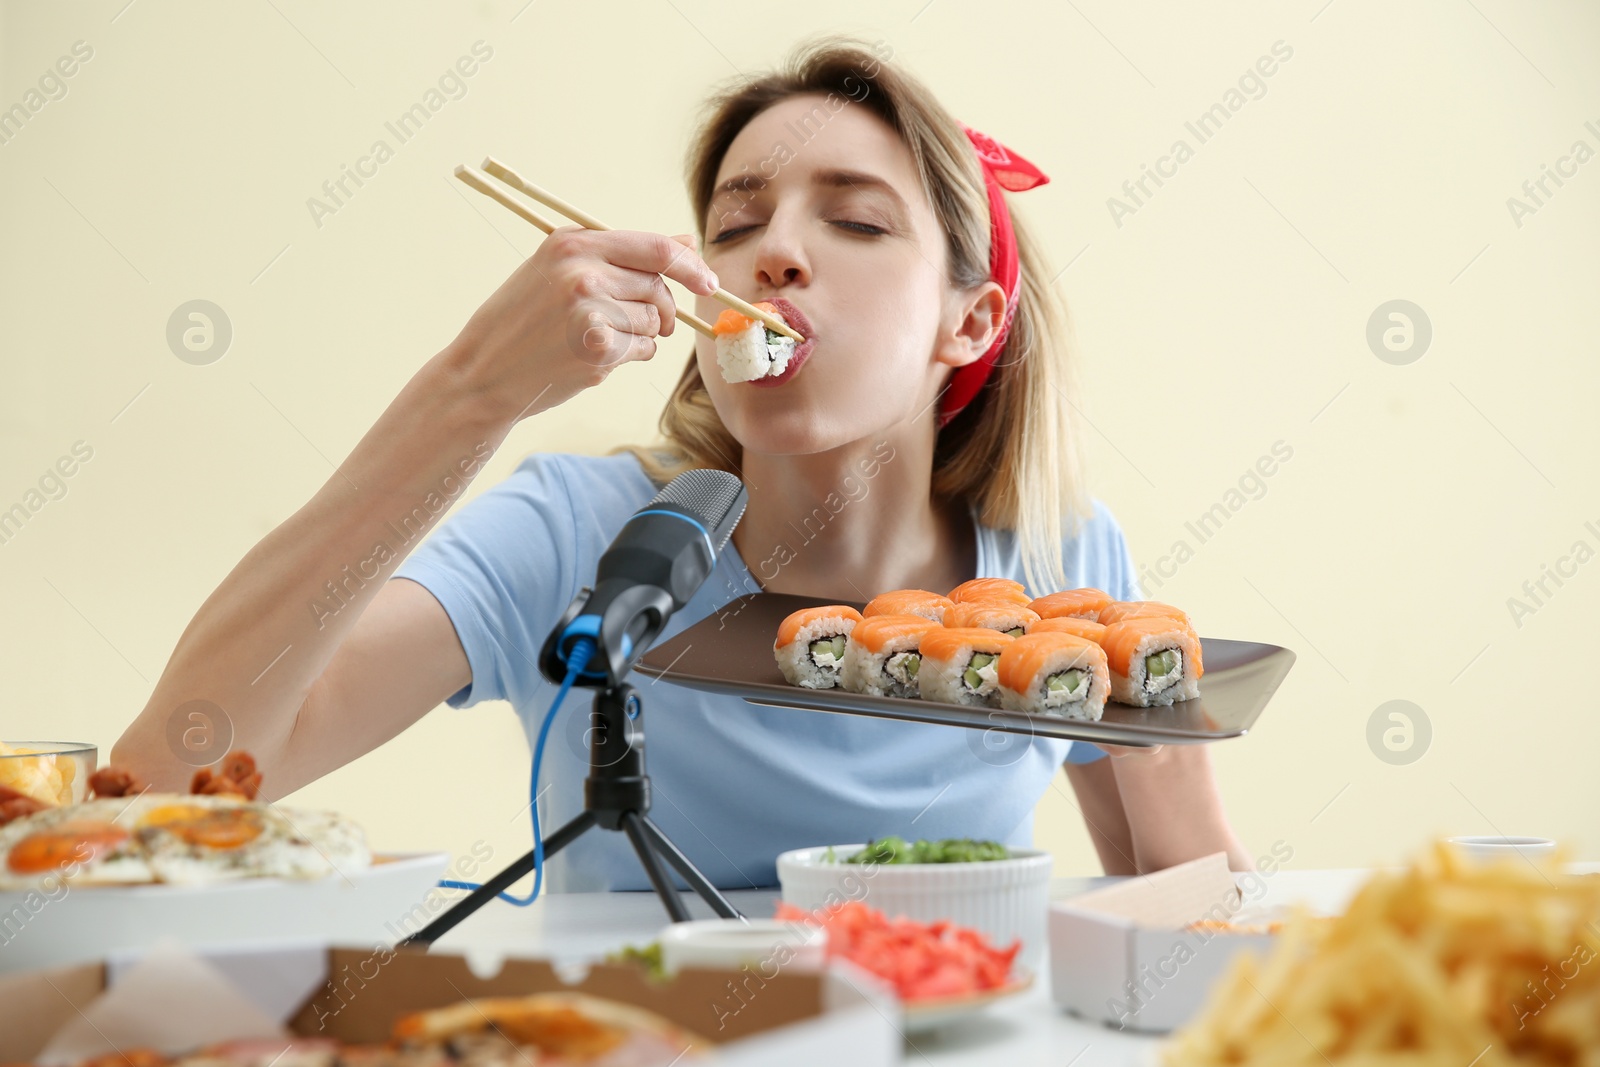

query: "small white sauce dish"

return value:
[656, 917, 827, 977]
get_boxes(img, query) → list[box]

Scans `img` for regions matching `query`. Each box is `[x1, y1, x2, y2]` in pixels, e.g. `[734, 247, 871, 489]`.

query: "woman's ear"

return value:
[934, 281, 1007, 369]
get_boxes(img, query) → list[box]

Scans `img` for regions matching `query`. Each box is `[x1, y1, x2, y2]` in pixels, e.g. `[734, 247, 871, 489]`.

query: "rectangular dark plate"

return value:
[634, 593, 1296, 747]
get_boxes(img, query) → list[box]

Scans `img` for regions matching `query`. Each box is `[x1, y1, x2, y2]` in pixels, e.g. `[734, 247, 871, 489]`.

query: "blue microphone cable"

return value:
[435, 636, 594, 906]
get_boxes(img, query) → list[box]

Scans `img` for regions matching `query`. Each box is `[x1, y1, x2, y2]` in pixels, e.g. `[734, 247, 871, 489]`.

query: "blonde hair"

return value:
[611, 35, 1089, 592]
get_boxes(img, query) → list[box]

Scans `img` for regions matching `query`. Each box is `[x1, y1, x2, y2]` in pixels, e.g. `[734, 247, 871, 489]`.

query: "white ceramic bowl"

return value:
[775, 844, 1054, 972]
[657, 918, 827, 977]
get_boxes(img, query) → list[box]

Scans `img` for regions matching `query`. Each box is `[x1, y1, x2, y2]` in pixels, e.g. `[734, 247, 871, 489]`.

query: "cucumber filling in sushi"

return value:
[764, 327, 795, 371]
[1143, 649, 1182, 695]
[885, 651, 921, 687]
[1043, 668, 1088, 708]
[961, 652, 1000, 696]
[1004, 627, 1025, 638]
[809, 634, 847, 675]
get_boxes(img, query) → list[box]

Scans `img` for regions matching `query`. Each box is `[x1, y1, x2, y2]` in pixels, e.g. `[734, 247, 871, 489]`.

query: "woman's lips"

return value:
[748, 296, 815, 388]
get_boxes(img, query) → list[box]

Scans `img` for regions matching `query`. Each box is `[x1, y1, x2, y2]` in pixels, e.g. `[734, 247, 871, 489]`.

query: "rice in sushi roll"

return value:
[840, 614, 940, 699]
[917, 627, 1016, 707]
[1101, 617, 1203, 707]
[1029, 588, 1112, 623]
[713, 302, 795, 383]
[947, 600, 1039, 637]
[862, 588, 955, 624]
[948, 577, 1031, 607]
[774, 605, 863, 689]
[997, 632, 1111, 721]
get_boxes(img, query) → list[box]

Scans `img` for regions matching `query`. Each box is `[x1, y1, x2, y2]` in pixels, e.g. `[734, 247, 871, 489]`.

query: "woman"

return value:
[113, 37, 1249, 891]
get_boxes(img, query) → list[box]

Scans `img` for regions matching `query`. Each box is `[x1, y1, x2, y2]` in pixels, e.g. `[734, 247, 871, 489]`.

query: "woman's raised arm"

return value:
[111, 229, 720, 797]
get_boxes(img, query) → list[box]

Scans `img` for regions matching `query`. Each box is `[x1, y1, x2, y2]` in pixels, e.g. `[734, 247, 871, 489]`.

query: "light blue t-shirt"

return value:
[393, 451, 1141, 892]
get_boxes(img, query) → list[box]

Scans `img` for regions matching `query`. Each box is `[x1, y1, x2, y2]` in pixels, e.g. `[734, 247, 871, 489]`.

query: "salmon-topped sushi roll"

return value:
[918, 627, 1017, 708]
[1097, 601, 1203, 673]
[1029, 588, 1112, 622]
[862, 589, 955, 624]
[774, 605, 864, 689]
[1026, 616, 1107, 643]
[714, 302, 796, 383]
[1097, 601, 1191, 627]
[840, 614, 941, 699]
[948, 577, 1031, 607]
[1101, 617, 1202, 707]
[947, 600, 1039, 637]
[997, 633, 1111, 721]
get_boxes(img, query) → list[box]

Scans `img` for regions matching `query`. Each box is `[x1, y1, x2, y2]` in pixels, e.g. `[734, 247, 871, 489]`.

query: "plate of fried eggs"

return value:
[0, 753, 449, 974]
[0, 793, 371, 889]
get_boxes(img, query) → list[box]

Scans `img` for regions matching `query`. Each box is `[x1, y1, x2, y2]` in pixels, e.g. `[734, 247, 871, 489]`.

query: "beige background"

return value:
[2, 0, 1596, 891]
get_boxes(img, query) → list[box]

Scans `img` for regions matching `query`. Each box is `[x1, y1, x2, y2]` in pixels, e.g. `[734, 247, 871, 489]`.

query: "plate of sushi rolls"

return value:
[635, 579, 1295, 748]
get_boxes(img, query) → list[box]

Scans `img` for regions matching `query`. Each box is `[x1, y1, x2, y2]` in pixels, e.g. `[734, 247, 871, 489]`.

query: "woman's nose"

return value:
[753, 215, 810, 289]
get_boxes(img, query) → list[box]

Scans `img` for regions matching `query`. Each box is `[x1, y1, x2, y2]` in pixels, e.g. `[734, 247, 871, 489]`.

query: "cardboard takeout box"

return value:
[0, 940, 901, 1066]
[1049, 851, 1284, 1033]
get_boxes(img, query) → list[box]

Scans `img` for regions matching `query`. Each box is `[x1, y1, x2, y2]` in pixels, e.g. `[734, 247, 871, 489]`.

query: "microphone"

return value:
[540, 468, 747, 688]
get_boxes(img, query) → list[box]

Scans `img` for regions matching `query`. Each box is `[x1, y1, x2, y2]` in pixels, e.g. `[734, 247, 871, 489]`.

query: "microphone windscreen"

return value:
[648, 468, 746, 552]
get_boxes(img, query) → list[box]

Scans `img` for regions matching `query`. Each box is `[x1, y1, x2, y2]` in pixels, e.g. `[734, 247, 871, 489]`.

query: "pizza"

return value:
[19, 994, 714, 1067]
[390, 992, 713, 1065]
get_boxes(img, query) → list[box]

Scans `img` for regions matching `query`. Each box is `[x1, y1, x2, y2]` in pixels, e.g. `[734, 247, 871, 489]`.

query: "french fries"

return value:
[1164, 839, 1600, 1066]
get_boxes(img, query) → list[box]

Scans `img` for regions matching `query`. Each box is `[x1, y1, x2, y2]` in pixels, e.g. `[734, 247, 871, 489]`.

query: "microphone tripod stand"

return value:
[403, 677, 743, 947]
[406, 462, 753, 948]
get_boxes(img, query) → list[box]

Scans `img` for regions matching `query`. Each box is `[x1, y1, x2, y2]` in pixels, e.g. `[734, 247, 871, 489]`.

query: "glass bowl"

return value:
[0, 741, 97, 807]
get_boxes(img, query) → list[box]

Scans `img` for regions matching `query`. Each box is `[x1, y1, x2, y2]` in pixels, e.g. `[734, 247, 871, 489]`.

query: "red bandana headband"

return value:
[937, 123, 1050, 429]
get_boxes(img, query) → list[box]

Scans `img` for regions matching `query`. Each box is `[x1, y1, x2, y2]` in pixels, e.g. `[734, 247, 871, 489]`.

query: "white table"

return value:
[429, 868, 1383, 1065]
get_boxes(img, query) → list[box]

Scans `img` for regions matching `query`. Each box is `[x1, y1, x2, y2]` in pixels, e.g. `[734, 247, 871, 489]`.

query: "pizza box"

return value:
[0, 852, 451, 974]
[0, 939, 902, 1066]
[1048, 851, 1287, 1033]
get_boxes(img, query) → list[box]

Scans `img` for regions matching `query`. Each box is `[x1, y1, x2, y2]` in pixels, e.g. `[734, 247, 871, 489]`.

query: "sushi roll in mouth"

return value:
[712, 298, 815, 385]
[774, 605, 863, 689]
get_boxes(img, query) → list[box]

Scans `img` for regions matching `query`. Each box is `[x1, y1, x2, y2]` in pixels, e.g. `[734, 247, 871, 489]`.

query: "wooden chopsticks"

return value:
[455, 156, 806, 344]
[454, 164, 717, 340]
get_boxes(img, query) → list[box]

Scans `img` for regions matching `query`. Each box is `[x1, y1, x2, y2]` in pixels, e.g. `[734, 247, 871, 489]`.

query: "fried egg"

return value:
[0, 796, 156, 888]
[0, 793, 372, 889]
[133, 795, 371, 885]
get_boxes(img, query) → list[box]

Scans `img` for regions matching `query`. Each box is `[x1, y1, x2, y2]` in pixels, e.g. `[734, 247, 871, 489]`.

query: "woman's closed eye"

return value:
[710, 219, 888, 243]
[830, 219, 888, 236]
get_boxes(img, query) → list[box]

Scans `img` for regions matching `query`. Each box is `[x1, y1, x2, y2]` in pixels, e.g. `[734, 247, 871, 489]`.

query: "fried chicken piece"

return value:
[189, 750, 262, 800]
[218, 751, 262, 799]
[191, 767, 250, 798]
[89, 765, 149, 799]
[0, 793, 49, 826]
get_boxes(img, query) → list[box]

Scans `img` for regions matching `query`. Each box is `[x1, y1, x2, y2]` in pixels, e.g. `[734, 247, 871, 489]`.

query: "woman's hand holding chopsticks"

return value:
[447, 226, 720, 423]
